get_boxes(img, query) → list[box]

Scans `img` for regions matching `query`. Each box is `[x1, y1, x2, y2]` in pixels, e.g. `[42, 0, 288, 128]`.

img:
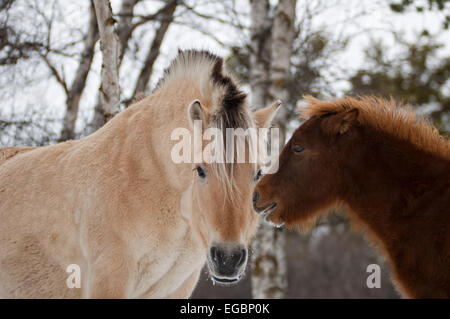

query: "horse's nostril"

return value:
[210, 246, 218, 262]
[237, 249, 247, 267]
[253, 191, 259, 205]
[209, 245, 247, 277]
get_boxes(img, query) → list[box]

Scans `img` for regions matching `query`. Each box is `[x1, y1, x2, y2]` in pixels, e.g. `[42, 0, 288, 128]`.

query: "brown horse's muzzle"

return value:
[207, 243, 247, 284]
[252, 190, 282, 225]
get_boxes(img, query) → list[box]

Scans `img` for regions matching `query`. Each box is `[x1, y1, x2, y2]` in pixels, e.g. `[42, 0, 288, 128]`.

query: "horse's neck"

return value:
[90, 85, 196, 192]
[343, 128, 449, 240]
[342, 128, 450, 297]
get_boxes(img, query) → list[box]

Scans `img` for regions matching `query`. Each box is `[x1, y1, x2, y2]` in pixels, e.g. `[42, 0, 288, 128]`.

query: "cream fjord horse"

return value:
[0, 50, 280, 298]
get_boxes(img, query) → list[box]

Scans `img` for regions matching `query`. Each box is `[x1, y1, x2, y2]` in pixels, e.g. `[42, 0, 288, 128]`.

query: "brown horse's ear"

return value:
[324, 108, 359, 135]
[187, 99, 205, 127]
[254, 100, 282, 128]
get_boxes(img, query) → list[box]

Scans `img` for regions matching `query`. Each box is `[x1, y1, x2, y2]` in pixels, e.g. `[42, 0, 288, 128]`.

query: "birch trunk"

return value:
[249, 0, 271, 109]
[90, 0, 140, 131]
[59, 1, 98, 141]
[250, 0, 296, 299]
[93, 0, 121, 122]
[269, 0, 296, 145]
[89, 0, 175, 131]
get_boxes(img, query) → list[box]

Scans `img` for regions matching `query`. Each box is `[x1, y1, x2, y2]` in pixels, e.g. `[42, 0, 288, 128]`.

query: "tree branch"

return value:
[131, 0, 178, 100]
[59, 0, 99, 141]
[41, 53, 69, 96]
[116, 0, 141, 65]
[128, 0, 179, 34]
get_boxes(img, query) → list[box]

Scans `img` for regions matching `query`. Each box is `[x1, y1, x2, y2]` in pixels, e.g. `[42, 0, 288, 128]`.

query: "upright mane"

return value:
[156, 50, 256, 200]
[155, 50, 248, 115]
[302, 96, 450, 160]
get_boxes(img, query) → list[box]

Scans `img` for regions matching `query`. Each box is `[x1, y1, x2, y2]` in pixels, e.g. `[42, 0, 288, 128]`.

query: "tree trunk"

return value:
[93, 0, 121, 123]
[59, 1, 99, 141]
[89, 0, 175, 131]
[250, 0, 296, 299]
[249, 0, 271, 109]
[269, 0, 296, 144]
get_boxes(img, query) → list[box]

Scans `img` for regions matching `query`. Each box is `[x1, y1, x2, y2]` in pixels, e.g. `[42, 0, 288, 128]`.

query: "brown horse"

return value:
[253, 96, 450, 298]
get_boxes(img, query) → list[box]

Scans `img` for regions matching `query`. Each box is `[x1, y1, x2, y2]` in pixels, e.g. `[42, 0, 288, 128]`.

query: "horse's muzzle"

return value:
[208, 244, 247, 284]
[253, 191, 278, 215]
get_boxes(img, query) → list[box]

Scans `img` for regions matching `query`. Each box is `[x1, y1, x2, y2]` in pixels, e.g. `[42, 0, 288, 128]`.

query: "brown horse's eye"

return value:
[293, 145, 305, 153]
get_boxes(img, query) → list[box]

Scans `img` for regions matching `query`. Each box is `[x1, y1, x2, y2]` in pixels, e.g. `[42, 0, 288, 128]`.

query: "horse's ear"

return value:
[254, 100, 282, 128]
[187, 99, 205, 127]
[324, 108, 359, 135]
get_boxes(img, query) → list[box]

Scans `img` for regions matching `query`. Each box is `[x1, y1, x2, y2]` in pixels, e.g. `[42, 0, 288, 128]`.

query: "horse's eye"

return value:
[195, 165, 206, 179]
[254, 169, 262, 182]
[293, 145, 305, 153]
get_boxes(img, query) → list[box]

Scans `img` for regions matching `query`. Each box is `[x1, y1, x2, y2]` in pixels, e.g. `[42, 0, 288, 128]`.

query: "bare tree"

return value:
[59, 1, 99, 141]
[0, 0, 45, 66]
[250, 0, 296, 299]
[89, 0, 179, 131]
[1, 1, 99, 143]
[60, 0, 148, 140]
[131, 0, 178, 100]
[93, 0, 121, 123]
[116, 0, 141, 65]
[269, 0, 296, 141]
[248, 0, 271, 110]
[2, 1, 240, 141]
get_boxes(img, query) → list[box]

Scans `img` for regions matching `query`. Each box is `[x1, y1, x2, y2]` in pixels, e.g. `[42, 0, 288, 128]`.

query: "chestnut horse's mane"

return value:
[302, 95, 450, 160]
